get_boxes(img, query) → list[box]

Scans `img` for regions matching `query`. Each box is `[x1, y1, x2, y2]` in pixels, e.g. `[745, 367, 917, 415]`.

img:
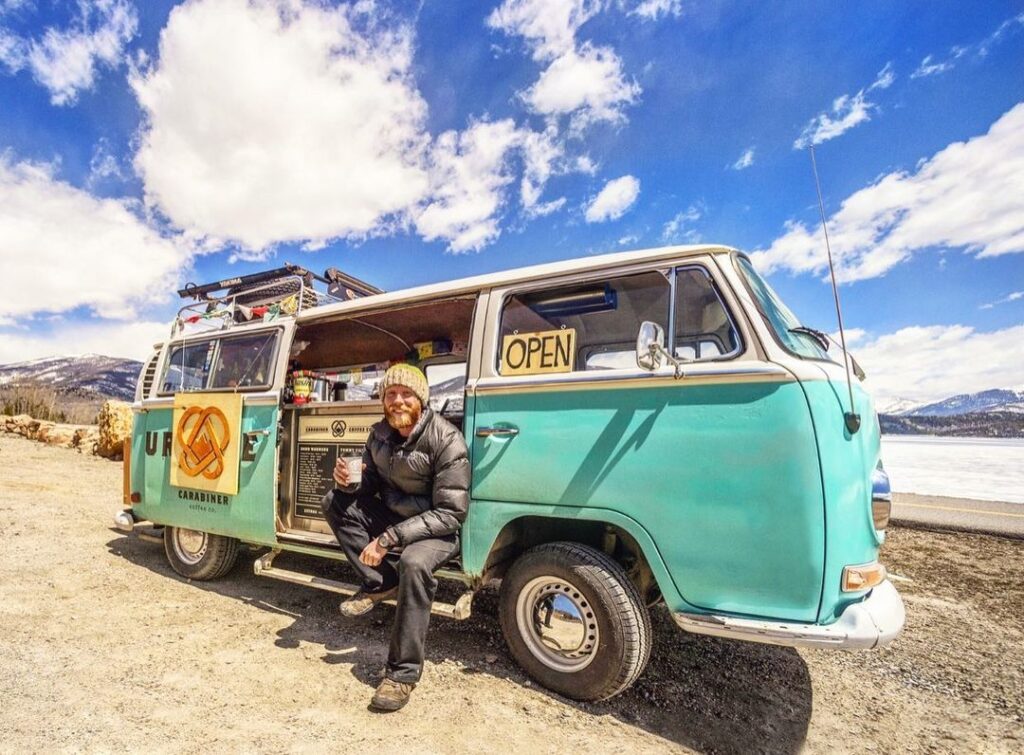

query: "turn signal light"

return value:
[130, 492, 141, 504]
[842, 562, 886, 592]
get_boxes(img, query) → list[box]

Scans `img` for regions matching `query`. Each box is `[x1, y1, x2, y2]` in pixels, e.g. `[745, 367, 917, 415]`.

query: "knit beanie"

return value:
[379, 363, 429, 406]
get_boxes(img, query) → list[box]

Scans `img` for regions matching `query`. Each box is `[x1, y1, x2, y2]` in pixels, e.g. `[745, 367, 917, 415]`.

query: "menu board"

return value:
[294, 442, 362, 519]
[292, 413, 379, 521]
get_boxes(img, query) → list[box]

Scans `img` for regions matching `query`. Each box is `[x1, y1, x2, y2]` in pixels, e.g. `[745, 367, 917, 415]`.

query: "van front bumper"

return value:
[672, 579, 905, 650]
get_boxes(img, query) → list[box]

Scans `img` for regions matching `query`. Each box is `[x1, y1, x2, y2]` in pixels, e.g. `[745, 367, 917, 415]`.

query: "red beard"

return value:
[385, 404, 421, 431]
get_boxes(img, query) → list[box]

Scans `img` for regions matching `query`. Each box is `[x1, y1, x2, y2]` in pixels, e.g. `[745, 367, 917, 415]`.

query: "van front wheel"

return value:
[499, 541, 651, 701]
[163, 526, 240, 580]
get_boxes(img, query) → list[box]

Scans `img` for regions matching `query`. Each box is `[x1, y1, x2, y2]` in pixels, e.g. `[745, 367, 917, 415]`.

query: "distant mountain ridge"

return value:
[877, 388, 1024, 438]
[880, 389, 1024, 417]
[0, 355, 142, 401]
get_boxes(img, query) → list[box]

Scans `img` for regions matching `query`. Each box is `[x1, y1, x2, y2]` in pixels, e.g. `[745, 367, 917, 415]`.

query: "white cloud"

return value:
[414, 119, 522, 253]
[854, 324, 1024, 406]
[909, 14, 1023, 80]
[980, 291, 1024, 310]
[575, 155, 599, 175]
[793, 63, 894, 149]
[523, 42, 640, 132]
[0, 319, 171, 363]
[829, 327, 866, 347]
[754, 102, 1024, 283]
[520, 125, 567, 215]
[86, 137, 124, 187]
[0, 1, 31, 14]
[662, 204, 702, 241]
[629, 0, 683, 21]
[489, 0, 640, 133]
[132, 0, 431, 254]
[487, 0, 598, 61]
[978, 12, 1024, 57]
[584, 175, 639, 223]
[0, 154, 189, 322]
[0, 0, 137, 105]
[869, 62, 895, 91]
[910, 54, 954, 79]
[731, 147, 755, 170]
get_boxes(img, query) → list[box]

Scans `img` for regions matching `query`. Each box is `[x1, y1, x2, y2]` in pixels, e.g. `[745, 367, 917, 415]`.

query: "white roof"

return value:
[297, 244, 736, 323]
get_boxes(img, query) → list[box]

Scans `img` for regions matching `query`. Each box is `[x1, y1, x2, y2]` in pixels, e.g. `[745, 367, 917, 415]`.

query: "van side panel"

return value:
[800, 379, 882, 622]
[462, 498, 688, 609]
[469, 378, 825, 622]
[131, 404, 279, 545]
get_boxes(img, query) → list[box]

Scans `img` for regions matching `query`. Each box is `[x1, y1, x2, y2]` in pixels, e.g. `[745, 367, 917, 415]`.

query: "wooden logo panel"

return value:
[170, 393, 243, 495]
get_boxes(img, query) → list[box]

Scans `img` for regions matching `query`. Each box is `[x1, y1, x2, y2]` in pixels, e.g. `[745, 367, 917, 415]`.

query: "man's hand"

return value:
[359, 538, 388, 567]
[333, 457, 361, 487]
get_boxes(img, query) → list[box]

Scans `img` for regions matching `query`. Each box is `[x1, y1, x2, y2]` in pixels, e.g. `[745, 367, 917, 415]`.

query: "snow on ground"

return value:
[881, 435, 1024, 504]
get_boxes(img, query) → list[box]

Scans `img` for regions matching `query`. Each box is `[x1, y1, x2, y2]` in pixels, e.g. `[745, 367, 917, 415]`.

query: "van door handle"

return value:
[476, 426, 519, 438]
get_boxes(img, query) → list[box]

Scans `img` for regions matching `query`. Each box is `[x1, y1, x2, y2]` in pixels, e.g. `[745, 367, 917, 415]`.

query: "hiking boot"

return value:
[370, 678, 415, 711]
[339, 586, 398, 618]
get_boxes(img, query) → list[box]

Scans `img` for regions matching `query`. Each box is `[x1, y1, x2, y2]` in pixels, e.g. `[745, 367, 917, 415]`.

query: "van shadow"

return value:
[107, 535, 812, 754]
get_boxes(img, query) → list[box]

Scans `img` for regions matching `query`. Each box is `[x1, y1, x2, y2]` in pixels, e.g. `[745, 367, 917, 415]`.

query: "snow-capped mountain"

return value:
[906, 389, 1024, 417]
[878, 388, 1024, 417]
[0, 355, 143, 400]
[876, 397, 921, 416]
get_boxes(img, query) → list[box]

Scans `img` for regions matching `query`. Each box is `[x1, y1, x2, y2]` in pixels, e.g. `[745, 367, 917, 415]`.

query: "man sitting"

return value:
[321, 363, 469, 711]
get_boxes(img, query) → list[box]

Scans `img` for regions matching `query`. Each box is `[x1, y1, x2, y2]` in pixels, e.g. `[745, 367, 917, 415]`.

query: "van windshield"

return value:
[734, 255, 831, 361]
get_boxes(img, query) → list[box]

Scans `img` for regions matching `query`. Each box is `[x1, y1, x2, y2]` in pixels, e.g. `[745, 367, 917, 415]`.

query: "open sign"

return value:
[500, 328, 576, 376]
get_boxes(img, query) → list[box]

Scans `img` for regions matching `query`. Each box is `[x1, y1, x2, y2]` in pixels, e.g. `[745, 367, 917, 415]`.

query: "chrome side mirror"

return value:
[636, 321, 665, 371]
[636, 320, 687, 379]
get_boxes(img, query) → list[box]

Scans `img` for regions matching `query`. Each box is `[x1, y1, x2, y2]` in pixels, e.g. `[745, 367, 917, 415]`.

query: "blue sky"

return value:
[1, 0, 1022, 407]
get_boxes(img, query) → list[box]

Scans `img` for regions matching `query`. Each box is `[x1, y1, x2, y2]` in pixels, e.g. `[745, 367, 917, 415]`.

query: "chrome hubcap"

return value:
[172, 528, 208, 565]
[516, 576, 599, 672]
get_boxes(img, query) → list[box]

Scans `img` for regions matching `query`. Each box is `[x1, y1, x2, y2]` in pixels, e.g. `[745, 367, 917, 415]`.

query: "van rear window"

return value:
[160, 331, 278, 393]
[210, 333, 277, 388]
[162, 341, 215, 392]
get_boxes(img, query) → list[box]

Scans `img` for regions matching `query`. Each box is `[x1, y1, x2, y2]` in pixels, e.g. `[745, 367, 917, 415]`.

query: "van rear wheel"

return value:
[163, 526, 240, 580]
[499, 541, 651, 701]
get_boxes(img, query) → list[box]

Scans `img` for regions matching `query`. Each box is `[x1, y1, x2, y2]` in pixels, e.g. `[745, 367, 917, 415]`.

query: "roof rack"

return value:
[172, 264, 383, 337]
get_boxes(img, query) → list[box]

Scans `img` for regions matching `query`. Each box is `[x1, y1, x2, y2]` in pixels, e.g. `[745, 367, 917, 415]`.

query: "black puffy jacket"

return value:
[357, 408, 470, 546]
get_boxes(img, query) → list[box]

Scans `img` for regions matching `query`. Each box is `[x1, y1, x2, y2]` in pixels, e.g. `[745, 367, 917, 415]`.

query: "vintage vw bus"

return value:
[116, 246, 904, 701]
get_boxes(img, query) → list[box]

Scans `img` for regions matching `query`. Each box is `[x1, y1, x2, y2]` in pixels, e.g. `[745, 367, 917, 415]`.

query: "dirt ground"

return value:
[0, 434, 1021, 754]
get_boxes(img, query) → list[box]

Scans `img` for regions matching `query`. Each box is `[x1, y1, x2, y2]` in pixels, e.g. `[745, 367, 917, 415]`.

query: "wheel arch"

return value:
[468, 506, 681, 607]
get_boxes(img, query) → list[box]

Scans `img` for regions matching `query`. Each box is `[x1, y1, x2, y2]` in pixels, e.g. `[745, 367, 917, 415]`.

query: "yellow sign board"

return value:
[500, 328, 576, 376]
[170, 392, 243, 495]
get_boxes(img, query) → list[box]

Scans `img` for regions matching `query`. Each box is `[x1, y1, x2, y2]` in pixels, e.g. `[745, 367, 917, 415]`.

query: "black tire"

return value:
[499, 541, 652, 701]
[163, 526, 240, 580]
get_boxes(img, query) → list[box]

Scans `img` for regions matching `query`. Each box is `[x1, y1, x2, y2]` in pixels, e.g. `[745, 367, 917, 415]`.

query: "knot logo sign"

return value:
[178, 407, 230, 479]
[170, 393, 243, 495]
[331, 420, 347, 438]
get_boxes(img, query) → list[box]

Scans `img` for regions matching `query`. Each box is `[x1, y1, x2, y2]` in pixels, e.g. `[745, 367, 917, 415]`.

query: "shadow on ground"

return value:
[107, 533, 812, 754]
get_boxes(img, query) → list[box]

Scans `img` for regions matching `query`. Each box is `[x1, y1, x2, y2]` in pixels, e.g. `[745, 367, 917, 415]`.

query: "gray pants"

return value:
[321, 490, 458, 683]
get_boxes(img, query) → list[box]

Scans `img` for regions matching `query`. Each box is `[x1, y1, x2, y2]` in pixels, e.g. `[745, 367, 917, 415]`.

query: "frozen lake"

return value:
[880, 435, 1024, 504]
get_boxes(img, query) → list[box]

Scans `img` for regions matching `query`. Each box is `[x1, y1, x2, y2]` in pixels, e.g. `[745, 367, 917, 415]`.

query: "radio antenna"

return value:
[809, 145, 860, 434]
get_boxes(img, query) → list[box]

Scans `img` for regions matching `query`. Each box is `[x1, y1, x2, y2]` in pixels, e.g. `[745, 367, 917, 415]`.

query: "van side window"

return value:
[673, 267, 741, 360]
[499, 271, 670, 375]
[162, 341, 215, 392]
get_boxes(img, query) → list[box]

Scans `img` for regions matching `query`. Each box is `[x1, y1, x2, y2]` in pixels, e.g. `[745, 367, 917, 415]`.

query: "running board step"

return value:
[253, 550, 474, 620]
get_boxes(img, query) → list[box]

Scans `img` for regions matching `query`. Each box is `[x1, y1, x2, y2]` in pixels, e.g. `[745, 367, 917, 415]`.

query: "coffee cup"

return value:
[343, 455, 362, 486]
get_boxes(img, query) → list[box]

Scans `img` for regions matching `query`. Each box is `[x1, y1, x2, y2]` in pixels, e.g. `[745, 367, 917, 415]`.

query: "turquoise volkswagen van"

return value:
[117, 246, 904, 701]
